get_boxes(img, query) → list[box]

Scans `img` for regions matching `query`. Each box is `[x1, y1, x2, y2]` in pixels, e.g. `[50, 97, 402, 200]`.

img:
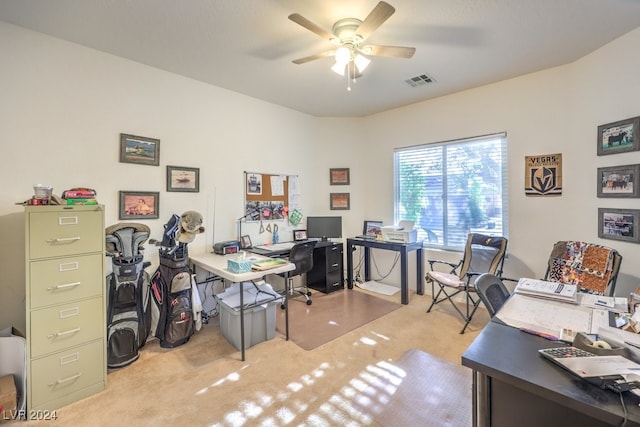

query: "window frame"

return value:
[393, 132, 508, 251]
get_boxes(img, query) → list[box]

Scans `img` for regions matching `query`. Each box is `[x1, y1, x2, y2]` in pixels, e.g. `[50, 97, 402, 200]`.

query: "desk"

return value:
[462, 321, 640, 426]
[189, 252, 294, 361]
[346, 237, 424, 305]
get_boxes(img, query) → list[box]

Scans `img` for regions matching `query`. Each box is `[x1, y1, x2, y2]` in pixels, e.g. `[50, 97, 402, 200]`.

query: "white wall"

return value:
[1, 21, 639, 332]
[0, 22, 359, 332]
[365, 27, 640, 294]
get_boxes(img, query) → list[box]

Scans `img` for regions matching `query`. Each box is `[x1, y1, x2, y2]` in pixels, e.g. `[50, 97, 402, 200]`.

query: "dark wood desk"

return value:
[462, 321, 640, 427]
[346, 237, 424, 305]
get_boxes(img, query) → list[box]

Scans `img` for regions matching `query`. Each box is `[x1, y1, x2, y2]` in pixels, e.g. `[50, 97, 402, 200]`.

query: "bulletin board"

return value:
[244, 171, 298, 222]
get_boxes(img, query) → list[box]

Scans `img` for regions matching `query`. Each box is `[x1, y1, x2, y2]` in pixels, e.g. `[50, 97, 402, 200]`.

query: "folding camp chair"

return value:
[426, 233, 508, 333]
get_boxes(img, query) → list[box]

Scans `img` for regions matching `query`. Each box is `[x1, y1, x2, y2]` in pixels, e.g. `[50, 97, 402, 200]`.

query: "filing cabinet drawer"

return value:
[29, 254, 104, 309]
[28, 209, 103, 259]
[30, 297, 104, 358]
[30, 339, 104, 409]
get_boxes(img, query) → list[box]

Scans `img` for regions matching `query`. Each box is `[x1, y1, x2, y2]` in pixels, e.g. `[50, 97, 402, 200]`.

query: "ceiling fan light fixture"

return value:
[354, 54, 370, 72]
[334, 46, 351, 64]
[331, 61, 346, 76]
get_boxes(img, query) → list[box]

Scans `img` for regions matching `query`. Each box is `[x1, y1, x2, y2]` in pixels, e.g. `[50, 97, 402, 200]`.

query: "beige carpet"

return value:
[276, 290, 402, 350]
[17, 288, 489, 426]
[352, 348, 472, 426]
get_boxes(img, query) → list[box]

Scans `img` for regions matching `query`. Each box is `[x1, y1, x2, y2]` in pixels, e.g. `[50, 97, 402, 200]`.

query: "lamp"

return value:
[331, 45, 371, 91]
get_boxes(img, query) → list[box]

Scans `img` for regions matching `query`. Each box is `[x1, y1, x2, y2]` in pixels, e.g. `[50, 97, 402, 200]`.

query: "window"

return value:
[394, 133, 508, 250]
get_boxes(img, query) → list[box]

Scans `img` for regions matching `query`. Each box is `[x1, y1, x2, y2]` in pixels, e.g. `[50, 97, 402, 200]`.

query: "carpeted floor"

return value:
[276, 290, 402, 350]
[17, 287, 490, 426]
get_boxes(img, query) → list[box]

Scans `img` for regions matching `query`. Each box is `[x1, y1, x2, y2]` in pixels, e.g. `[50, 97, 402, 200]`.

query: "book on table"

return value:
[514, 278, 578, 304]
[251, 258, 288, 271]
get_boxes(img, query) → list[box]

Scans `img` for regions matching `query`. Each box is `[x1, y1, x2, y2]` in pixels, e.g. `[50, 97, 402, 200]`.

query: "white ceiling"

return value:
[2, 0, 640, 117]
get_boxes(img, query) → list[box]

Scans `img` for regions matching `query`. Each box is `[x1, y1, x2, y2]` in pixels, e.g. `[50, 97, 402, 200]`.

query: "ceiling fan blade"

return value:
[364, 45, 416, 59]
[288, 13, 335, 41]
[292, 50, 334, 65]
[356, 1, 396, 42]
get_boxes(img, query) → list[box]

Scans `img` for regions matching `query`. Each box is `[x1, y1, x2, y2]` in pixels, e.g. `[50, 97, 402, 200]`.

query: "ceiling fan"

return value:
[289, 1, 415, 90]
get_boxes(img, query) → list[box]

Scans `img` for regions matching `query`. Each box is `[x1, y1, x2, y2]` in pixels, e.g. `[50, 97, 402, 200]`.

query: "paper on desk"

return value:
[496, 293, 594, 337]
[579, 293, 627, 312]
[597, 325, 640, 363]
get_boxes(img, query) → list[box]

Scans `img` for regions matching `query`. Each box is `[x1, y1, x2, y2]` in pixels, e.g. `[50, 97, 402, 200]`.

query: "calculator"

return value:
[539, 346, 597, 360]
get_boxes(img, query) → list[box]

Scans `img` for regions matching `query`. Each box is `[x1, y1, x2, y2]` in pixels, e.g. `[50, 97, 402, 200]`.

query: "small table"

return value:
[190, 252, 295, 361]
[346, 237, 424, 305]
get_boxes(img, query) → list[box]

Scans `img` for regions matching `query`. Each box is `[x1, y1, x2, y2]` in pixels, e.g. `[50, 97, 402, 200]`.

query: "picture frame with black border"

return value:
[597, 164, 640, 198]
[293, 229, 308, 241]
[167, 165, 200, 192]
[330, 168, 350, 185]
[119, 191, 160, 220]
[240, 235, 252, 249]
[597, 116, 640, 156]
[119, 133, 160, 166]
[598, 208, 640, 243]
[330, 193, 350, 210]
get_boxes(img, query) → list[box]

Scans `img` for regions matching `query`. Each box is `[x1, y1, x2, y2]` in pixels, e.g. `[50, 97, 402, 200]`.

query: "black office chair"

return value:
[278, 240, 317, 307]
[474, 273, 511, 317]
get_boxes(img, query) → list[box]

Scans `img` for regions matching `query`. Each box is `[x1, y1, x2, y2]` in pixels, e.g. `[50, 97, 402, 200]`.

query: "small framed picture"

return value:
[330, 193, 350, 210]
[119, 191, 159, 220]
[119, 133, 160, 166]
[167, 165, 200, 192]
[597, 164, 640, 198]
[240, 235, 252, 249]
[597, 116, 640, 156]
[330, 168, 350, 185]
[293, 229, 308, 241]
[598, 208, 640, 243]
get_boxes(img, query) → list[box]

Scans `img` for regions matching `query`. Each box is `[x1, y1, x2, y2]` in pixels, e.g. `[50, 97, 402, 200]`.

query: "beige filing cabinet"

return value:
[24, 205, 106, 416]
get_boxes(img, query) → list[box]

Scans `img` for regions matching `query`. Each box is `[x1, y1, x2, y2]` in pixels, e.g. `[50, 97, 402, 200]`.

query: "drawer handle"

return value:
[46, 237, 81, 244]
[330, 282, 340, 287]
[331, 263, 339, 268]
[48, 372, 82, 387]
[48, 327, 81, 338]
[59, 261, 79, 272]
[58, 216, 79, 225]
[47, 282, 81, 291]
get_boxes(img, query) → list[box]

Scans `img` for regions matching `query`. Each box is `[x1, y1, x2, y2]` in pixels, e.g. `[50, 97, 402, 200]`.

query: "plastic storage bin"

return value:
[216, 282, 280, 351]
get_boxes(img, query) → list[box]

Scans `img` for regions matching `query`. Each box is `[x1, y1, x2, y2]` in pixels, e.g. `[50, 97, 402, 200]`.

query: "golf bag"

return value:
[105, 223, 152, 368]
[150, 214, 195, 348]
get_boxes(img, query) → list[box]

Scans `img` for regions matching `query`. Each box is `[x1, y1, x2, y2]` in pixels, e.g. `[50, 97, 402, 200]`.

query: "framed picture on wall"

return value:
[330, 193, 350, 210]
[330, 168, 350, 185]
[119, 133, 160, 166]
[167, 165, 200, 192]
[119, 191, 160, 219]
[597, 164, 640, 198]
[598, 208, 640, 243]
[597, 116, 640, 156]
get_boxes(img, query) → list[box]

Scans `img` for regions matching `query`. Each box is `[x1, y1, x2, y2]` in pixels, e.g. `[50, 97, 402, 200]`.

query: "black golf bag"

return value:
[150, 214, 195, 348]
[105, 223, 152, 368]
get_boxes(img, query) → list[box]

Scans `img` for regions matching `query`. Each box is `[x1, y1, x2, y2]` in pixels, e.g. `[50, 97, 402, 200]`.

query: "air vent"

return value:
[405, 73, 435, 87]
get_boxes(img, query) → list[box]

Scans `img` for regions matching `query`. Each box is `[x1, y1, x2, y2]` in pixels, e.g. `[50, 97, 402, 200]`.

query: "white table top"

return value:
[189, 251, 295, 282]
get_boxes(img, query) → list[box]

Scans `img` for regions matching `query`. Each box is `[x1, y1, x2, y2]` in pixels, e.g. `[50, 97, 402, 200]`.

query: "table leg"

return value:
[364, 247, 371, 282]
[400, 248, 408, 304]
[240, 283, 245, 361]
[416, 248, 424, 295]
[347, 241, 354, 289]
[285, 273, 289, 340]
